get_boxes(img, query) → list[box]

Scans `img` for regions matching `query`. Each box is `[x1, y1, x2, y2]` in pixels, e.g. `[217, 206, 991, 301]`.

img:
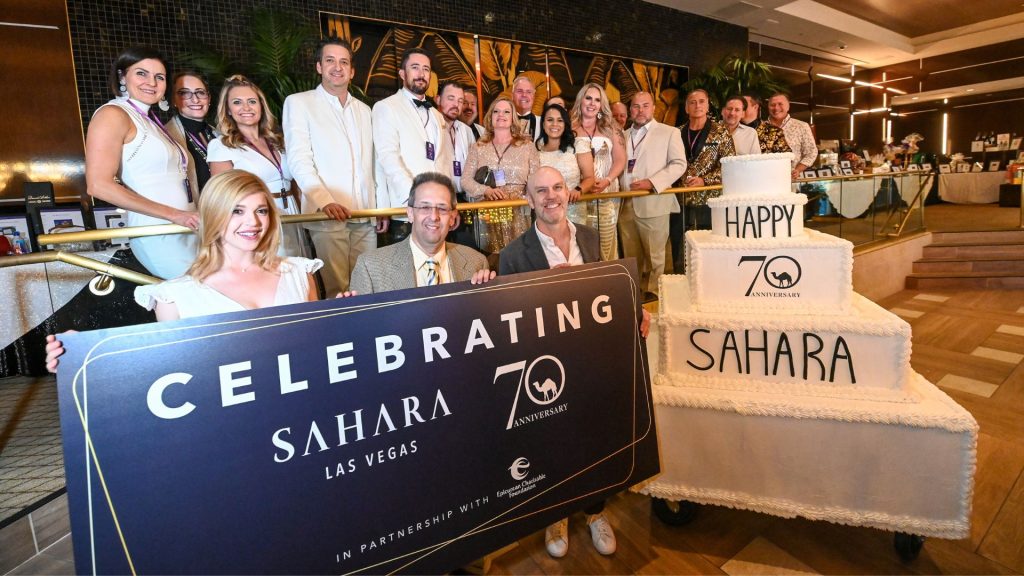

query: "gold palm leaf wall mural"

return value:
[319, 12, 686, 122]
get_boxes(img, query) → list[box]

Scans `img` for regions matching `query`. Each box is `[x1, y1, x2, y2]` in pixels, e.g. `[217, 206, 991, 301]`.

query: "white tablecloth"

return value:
[938, 172, 1006, 203]
[816, 173, 933, 218]
[1, 250, 118, 349]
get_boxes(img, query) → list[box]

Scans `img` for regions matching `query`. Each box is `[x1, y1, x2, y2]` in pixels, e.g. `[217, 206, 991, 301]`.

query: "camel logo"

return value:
[509, 457, 530, 480]
[739, 255, 802, 295]
[493, 355, 568, 429]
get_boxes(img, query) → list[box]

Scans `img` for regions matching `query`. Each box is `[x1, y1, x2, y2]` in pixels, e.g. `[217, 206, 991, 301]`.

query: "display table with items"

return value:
[816, 172, 932, 218]
[937, 171, 1005, 203]
[635, 154, 977, 560]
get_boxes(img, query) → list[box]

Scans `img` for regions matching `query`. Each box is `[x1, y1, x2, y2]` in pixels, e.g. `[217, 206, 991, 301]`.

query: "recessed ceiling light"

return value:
[911, 96, 919, 100]
[766, 18, 779, 24]
[966, 88, 975, 92]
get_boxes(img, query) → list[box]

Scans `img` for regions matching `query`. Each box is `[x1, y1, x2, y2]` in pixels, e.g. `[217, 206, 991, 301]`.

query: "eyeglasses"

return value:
[176, 89, 210, 101]
[411, 204, 452, 216]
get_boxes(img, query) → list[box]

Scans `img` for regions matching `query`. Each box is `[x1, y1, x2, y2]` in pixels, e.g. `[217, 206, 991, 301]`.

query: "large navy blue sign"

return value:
[57, 260, 658, 574]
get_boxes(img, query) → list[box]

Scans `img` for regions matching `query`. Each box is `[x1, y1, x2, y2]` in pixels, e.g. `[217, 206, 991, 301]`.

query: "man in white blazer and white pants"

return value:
[283, 37, 379, 296]
[372, 48, 453, 246]
[618, 92, 687, 297]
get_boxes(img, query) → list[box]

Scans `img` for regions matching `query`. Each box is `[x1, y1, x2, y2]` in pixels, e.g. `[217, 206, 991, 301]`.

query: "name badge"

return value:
[493, 168, 507, 187]
[453, 160, 462, 177]
[627, 159, 636, 174]
[426, 141, 435, 160]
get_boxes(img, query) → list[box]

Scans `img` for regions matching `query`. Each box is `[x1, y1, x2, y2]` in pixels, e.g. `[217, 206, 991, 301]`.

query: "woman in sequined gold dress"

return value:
[461, 96, 540, 254]
[536, 103, 594, 226]
[571, 83, 626, 261]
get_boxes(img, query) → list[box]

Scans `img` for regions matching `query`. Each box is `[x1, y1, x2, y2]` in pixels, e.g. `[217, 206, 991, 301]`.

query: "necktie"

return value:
[425, 259, 438, 286]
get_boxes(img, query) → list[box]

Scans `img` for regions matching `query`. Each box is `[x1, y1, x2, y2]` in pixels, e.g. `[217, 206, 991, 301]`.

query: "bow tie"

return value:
[413, 98, 434, 109]
[518, 114, 532, 120]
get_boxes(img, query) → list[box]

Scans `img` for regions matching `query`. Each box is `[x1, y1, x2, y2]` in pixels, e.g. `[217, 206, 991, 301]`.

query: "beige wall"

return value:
[852, 232, 933, 301]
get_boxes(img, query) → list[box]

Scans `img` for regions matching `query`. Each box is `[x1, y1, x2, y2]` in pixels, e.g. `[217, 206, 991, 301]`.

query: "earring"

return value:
[159, 99, 170, 112]
[119, 82, 127, 95]
[597, 112, 603, 119]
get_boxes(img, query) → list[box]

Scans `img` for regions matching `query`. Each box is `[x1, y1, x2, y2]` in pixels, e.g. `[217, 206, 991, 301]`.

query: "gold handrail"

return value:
[5, 170, 933, 258]
[0, 251, 159, 284]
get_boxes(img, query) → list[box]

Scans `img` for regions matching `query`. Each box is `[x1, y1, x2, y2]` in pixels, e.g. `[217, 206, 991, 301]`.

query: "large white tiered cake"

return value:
[640, 153, 978, 539]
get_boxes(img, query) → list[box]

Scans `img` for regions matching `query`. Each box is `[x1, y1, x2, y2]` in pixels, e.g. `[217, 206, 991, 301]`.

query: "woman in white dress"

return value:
[571, 83, 626, 261]
[85, 46, 199, 279]
[536, 103, 594, 226]
[208, 75, 305, 257]
[45, 169, 322, 370]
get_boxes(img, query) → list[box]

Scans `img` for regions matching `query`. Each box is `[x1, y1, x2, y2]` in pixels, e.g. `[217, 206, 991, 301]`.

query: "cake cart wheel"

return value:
[894, 532, 924, 562]
[650, 498, 697, 526]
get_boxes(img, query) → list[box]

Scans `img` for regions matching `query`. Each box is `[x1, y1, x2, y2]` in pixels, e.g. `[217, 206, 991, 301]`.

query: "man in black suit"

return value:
[498, 165, 649, 559]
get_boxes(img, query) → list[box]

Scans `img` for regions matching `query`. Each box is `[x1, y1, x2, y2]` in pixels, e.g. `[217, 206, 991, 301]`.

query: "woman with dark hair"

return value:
[166, 70, 218, 194]
[460, 95, 540, 253]
[85, 46, 198, 279]
[208, 75, 304, 257]
[536, 103, 594, 225]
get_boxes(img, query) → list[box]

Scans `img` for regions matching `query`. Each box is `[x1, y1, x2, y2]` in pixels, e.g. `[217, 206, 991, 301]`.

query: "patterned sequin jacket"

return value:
[681, 119, 736, 205]
[756, 122, 791, 154]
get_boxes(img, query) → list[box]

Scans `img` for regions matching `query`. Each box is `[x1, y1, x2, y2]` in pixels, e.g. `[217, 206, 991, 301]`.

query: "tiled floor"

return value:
[0, 376, 64, 525]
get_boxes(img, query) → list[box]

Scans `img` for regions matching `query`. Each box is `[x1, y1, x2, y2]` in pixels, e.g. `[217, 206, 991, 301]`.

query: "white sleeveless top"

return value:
[101, 98, 195, 228]
[207, 139, 295, 214]
[134, 257, 323, 319]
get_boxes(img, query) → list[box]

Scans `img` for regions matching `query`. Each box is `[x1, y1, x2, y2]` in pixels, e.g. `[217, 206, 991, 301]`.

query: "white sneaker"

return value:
[587, 513, 616, 555]
[545, 518, 569, 558]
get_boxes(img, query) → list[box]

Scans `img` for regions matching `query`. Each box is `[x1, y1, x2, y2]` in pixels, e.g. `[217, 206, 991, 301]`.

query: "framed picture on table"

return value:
[39, 207, 85, 249]
[1011, 137, 1022, 151]
[801, 170, 817, 179]
[988, 161, 1001, 172]
[997, 133, 1010, 149]
[921, 163, 933, 172]
[0, 215, 33, 254]
[840, 160, 852, 169]
[907, 164, 920, 171]
[971, 163, 983, 173]
[841, 168, 854, 176]
[939, 164, 952, 173]
[817, 168, 833, 177]
[93, 206, 129, 247]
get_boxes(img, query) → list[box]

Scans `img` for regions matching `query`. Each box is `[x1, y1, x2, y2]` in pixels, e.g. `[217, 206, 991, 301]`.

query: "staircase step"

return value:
[905, 271, 1024, 290]
[930, 230, 1024, 244]
[923, 242, 1024, 259]
[913, 257, 1024, 274]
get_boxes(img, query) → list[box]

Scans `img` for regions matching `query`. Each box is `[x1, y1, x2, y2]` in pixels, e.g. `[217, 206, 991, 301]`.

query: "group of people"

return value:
[49, 37, 819, 562]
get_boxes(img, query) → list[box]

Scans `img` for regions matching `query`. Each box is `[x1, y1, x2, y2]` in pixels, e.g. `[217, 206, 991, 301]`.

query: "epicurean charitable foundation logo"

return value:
[509, 457, 530, 480]
[738, 255, 802, 297]
[497, 456, 547, 499]
[493, 355, 568, 430]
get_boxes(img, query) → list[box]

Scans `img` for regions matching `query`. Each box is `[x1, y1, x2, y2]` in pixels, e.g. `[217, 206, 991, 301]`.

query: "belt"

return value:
[271, 189, 296, 210]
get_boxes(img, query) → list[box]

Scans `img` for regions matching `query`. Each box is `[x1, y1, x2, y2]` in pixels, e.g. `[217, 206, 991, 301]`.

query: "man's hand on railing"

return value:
[629, 178, 653, 192]
[323, 203, 352, 221]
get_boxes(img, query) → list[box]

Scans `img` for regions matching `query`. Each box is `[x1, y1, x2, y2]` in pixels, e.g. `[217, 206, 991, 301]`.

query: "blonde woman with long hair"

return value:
[208, 75, 306, 257]
[570, 83, 626, 261]
[44, 170, 321, 371]
[460, 95, 540, 253]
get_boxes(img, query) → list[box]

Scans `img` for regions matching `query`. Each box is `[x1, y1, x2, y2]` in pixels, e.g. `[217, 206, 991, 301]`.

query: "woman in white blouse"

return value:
[208, 75, 305, 257]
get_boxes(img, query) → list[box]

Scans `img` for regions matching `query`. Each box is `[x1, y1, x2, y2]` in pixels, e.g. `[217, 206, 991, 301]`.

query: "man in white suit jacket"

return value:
[283, 37, 379, 295]
[372, 48, 453, 246]
[512, 74, 542, 141]
[618, 92, 687, 297]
